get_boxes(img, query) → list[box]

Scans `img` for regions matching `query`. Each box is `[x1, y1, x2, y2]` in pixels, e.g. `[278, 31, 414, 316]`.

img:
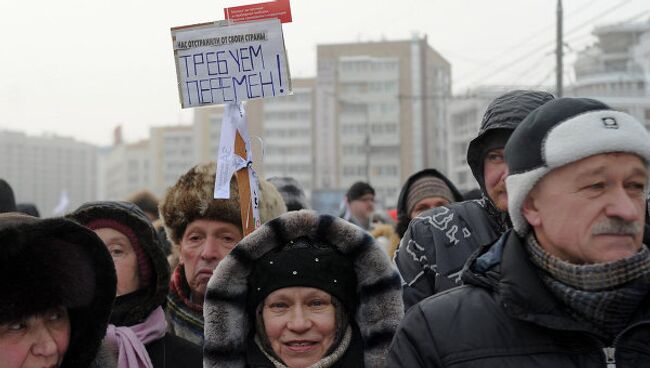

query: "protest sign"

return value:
[171, 18, 291, 108]
[224, 0, 292, 24]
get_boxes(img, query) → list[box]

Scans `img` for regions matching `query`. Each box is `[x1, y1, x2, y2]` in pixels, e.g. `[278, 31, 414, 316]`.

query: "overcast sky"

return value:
[0, 0, 648, 146]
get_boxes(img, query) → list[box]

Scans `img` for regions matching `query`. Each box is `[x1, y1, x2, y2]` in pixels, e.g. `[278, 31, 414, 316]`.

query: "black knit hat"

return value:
[505, 97, 650, 235]
[346, 181, 375, 202]
[467, 90, 555, 192]
[248, 236, 357, 314]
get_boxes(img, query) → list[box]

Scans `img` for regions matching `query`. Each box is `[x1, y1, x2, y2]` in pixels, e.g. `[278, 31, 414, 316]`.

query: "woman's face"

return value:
[262, 287, 337, 368]
[94, 227, 141, 296]
[0, 307, 71, 368]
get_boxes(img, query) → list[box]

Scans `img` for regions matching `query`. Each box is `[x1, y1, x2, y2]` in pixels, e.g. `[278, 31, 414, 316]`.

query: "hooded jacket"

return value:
[68, 201, 202, 368]
[0, 213, 116, 368]
[395, 169, 463, 238]
[203, 210, 404, 367]
[388, 230, 650, 367]
[395, 90, 554, 310]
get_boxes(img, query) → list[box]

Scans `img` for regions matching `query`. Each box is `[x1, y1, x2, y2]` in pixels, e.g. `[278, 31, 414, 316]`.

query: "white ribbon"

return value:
[214, 102, 261, 228]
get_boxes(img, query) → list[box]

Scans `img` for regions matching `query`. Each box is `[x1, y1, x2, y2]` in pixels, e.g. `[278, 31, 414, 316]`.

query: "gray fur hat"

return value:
[159, 162, 287, 246]
[203, 210, 404, 368]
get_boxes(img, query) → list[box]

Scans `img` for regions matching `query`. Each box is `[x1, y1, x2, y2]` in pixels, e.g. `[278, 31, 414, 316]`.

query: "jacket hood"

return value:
[0, 213, 116, 368]
[67, 201, 170, 326]
[203, 210, 404, 368]
[466, 90, 555, 194]
[395, 169, 463, 237]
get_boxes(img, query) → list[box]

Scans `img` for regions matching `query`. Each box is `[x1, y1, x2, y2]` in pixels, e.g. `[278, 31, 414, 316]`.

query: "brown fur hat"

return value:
[159, 162, 286, 246]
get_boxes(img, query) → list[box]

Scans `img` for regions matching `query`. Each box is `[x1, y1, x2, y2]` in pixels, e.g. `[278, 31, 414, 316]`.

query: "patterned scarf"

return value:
[526, 234, 650, 340]
[166, 266, 204, 340]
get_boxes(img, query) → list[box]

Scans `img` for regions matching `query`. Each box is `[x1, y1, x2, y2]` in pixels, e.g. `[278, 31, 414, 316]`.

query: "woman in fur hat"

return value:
[68, 201, 202, 367]
[0, 213, 116, 368]
[159, 162, 287, 345]
[203, 210, 404, 367]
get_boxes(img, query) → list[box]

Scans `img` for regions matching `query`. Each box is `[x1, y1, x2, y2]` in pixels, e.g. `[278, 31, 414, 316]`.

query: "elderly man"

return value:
[159, 162, 286, 345]
[396, 90, 554, 309]
[388, 98, 650, 367]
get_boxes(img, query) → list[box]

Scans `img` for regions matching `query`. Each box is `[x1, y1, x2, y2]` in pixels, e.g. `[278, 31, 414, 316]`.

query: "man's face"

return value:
[348, 194, 375, 221]
[179, 219, 243, 304]
[483, 148, 508, 211]
[523, 153, 647, 264]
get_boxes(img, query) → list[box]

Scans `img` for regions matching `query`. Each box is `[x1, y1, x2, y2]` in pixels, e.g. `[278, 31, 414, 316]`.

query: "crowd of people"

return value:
[2, 92, 650, 367]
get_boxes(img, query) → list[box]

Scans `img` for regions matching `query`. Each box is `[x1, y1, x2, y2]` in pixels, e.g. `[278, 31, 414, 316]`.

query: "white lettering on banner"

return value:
[172, 19, 291, 108]
[213, 102, 261, 227]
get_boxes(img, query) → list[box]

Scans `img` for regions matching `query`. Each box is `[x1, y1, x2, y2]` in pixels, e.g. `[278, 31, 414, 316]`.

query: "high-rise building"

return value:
[315, 35, 451, 207]
[568, 20, 650, 128]
[257, 78, 315, 199]
[149, 125, 195, 196]
[98, 139, 150, 201]
[0, 130, 96, 215]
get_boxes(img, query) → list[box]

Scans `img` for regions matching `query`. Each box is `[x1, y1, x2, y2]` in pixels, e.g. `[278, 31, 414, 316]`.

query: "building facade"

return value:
[0, 130, 97, 215]
[567, 20, 650, 129]
[315, 35, 451, 207]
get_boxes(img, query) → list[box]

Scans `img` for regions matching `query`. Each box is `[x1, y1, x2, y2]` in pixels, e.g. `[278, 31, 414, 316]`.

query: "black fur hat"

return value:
[0, 213, 116, 368]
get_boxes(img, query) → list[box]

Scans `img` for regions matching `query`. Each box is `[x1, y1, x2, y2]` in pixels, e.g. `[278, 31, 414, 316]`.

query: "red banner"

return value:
[224, 0, 292, 24]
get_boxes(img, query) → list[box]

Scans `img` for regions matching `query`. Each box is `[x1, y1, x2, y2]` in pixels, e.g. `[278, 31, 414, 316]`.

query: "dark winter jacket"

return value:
[395, 90, 554, 310]
[0, 213, 117, 368]
[388, 230, 650, 367]
[68, 201, 202, 368]
[203, 210, 404, 367]
[395, 169, 463, 238]
[395, 196, 509, 310]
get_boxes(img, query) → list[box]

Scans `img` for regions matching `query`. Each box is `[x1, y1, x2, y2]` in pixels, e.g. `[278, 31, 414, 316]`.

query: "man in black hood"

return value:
[395, 90, 555, 310]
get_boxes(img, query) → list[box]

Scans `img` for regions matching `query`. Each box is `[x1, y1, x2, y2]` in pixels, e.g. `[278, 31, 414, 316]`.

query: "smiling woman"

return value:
[203, 210, 404, 368]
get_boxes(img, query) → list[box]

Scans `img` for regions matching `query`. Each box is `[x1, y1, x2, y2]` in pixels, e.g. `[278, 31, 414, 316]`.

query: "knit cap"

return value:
[86, 218, 153, 288]
[505, 97, 650, 236]
[406, 176, 454, 216]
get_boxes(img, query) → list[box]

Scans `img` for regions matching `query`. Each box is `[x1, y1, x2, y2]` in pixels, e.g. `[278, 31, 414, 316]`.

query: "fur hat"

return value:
[267, 176, 309, 211]
[0, 213, 116, 367]
[159, 162, 287, 246]
[505, 97, 650, 236]
[203, 210, 403, 367]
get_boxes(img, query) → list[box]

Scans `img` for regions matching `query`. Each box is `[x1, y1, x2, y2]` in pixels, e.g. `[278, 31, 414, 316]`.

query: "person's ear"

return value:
[522, 193, 542, 227]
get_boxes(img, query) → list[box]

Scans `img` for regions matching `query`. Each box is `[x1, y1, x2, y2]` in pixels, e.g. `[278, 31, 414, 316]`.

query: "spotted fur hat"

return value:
[159, 162, 286, 246]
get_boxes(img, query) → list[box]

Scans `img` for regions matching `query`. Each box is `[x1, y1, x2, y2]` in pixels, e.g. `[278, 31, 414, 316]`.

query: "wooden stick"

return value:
[234, 130, 256, 236]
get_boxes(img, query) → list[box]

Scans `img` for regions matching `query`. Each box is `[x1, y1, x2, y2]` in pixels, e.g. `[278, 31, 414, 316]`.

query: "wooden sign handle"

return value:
[234, 130, 256, 236]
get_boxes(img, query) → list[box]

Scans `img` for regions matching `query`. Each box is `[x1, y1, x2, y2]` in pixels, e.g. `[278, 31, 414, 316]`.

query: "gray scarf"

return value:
[526, 233, 650, 340]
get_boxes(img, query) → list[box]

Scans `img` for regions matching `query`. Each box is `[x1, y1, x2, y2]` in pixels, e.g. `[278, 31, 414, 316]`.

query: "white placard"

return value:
[171, 19, 291, 108]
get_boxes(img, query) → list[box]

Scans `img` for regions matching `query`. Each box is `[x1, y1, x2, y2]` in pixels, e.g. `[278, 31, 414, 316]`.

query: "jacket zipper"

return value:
[601, 320, 650, 368]
[602, 347, 615, 368]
